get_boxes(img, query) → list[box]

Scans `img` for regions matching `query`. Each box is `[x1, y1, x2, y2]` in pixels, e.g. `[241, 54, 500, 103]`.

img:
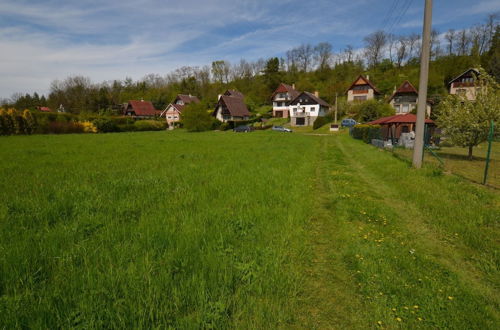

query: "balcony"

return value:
[352, 89, 368, 94]
[293, 111, 310, 117]
[453, 82, 475, 88]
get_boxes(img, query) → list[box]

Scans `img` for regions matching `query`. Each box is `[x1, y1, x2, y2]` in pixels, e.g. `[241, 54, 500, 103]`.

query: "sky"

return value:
[0, 0, 499, 98]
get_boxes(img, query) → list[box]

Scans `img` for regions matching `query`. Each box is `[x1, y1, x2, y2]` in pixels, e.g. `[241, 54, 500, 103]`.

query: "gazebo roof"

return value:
[367, 114, 434, 125]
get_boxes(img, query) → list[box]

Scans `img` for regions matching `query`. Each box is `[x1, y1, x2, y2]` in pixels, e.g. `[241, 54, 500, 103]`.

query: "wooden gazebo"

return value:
[367, 114, 436, 143]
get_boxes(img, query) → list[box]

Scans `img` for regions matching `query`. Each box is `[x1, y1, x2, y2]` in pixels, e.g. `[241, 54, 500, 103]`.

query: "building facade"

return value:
[289, 91, 330, 126]
[448, 68, 480, 101]
[346, 75, 380, 102]
[271, 83, 299, 118]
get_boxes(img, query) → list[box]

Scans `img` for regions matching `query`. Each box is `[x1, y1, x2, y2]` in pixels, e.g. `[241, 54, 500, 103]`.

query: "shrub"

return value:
[133, 120, 166, 131]
[313, 116, 332, 130]
[48, 121, 85, 134]
[7, 109, 24, 134]
[183, 102, 215, 132]
[0, 109, 15, 135]
[81, 121, 97, 133]
[351, 124, 382, 143]
[22, 110, 36, 134]
[93, 118, 120, 133]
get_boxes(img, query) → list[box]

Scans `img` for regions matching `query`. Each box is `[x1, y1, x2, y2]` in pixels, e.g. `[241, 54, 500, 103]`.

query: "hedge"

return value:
[351, 124, 382, 143]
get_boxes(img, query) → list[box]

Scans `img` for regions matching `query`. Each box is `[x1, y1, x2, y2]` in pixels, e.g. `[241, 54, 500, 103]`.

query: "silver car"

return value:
[272, 126, 292, 133]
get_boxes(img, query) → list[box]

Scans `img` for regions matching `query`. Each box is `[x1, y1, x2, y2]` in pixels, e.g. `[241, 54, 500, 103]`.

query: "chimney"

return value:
[314, 91, 319, 97]
[366, 75, 370, 81]
[292, 83, 296, 90]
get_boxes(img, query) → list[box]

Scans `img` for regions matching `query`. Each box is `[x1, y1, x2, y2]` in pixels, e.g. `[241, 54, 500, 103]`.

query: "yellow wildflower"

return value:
[448, 296, 454, 300]
[396, 317, 402, 322]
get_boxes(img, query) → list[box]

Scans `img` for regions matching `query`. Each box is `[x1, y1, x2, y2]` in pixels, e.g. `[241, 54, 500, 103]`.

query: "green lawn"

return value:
[393, 141, 499, 189]
[0, 131, 498, 328]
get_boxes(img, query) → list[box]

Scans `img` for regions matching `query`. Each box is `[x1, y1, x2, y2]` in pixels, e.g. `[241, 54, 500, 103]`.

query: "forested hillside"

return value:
[4, 15, 499, 115]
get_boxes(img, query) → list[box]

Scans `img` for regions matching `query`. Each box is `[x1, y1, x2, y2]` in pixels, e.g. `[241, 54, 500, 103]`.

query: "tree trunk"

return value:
[468, 145, 474, 160]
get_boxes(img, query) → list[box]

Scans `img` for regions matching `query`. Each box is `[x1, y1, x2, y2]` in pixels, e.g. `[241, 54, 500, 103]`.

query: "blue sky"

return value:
[0, 0, 499, 98]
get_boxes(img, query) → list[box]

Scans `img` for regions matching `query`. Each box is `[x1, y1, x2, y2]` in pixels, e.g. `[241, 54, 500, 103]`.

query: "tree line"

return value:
[2, 14, 498, 114]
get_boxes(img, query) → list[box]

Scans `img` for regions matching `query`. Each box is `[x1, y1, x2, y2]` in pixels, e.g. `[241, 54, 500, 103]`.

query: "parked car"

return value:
[341, 118, 357, 127]
[272, 126, 292, 132]
[233, 125, 253, 132]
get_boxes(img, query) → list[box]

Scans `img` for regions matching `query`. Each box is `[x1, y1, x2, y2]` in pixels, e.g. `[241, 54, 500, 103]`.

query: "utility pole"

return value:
[412, 0, 433, 168]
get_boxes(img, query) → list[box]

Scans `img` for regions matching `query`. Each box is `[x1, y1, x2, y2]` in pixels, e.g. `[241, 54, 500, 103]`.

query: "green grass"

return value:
[0, 131, 498, 328]
[393, 141, 499, 188]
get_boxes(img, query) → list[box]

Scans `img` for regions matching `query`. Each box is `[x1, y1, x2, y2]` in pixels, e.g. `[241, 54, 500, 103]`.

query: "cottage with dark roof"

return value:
[388, 81, 431, 116]
[213, 90, 250, 123]
[448, 68, 480, 101]
[346, 75, 381, 102]
[161, 94, 200, 126]
[123, 100, 160, 118]
[271, 83, 299, 118]
[289, 91, 330, 127]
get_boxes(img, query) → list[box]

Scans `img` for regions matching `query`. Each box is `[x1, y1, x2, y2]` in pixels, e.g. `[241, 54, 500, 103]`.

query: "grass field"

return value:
[0, 131, 498, 328]
[393, 141, 499, 189]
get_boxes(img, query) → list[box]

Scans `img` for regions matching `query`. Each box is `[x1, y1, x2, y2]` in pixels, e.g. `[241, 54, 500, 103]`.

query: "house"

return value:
[161, 94, 200, 126]
[123, 100, 160, 119]
[36, 106, 51, 112]
[271, 83, 299, 118]
[388, 81, 431, 116]
[448, 68, 480, 101]
[213, 90, 250, 122]
[346, 75, 381, 102]
[289, 91, 330, 126]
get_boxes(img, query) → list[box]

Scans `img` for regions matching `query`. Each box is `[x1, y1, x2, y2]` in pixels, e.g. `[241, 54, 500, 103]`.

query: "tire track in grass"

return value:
[298, 136, 366, 329]
[333, 136, 499, 328]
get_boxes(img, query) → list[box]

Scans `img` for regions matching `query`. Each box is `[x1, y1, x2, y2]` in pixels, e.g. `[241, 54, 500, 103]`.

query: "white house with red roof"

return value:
[160, 94, 200, 126]
[123, 100, 160, 118]
[289, 91, 330, 126]
[271, 83, 299, 118]
[346, 75, 381, 102]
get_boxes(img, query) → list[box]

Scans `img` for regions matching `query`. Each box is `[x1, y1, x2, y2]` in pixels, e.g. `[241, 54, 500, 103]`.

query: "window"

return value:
[273, 102, 277, 107]
[354, 96, 367, 101]
[402, 104, 409, 113]
[167, 116, 172, 119]
[296, 117, 305, 125]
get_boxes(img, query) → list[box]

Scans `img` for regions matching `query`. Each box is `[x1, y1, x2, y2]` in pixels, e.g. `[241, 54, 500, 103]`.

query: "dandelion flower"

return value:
[448, 296, 454, 300]
[418, 317, 423, 321]
[396, 317, 402, 322]
[413, 305, 419, 309]
[377, 321, 382, 325]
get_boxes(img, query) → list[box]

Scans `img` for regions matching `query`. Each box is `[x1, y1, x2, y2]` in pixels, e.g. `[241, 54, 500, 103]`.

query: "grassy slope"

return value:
[0, 131, 498, 328]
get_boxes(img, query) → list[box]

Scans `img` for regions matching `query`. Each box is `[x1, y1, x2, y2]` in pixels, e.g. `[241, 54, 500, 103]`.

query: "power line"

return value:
[386, 0, 414, 36]
[381, 0, 402, 32]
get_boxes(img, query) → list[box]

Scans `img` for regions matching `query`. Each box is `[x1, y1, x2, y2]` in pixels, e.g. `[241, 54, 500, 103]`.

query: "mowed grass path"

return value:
[0, 131, 498, 328]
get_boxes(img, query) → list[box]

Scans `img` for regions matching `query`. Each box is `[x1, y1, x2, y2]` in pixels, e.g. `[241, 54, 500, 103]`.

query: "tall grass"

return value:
[0, 131, 317, 328]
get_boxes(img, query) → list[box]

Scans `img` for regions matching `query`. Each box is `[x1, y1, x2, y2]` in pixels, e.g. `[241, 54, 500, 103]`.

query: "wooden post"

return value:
[412, 0, 433, 168]
[483, 120, 495, 185]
